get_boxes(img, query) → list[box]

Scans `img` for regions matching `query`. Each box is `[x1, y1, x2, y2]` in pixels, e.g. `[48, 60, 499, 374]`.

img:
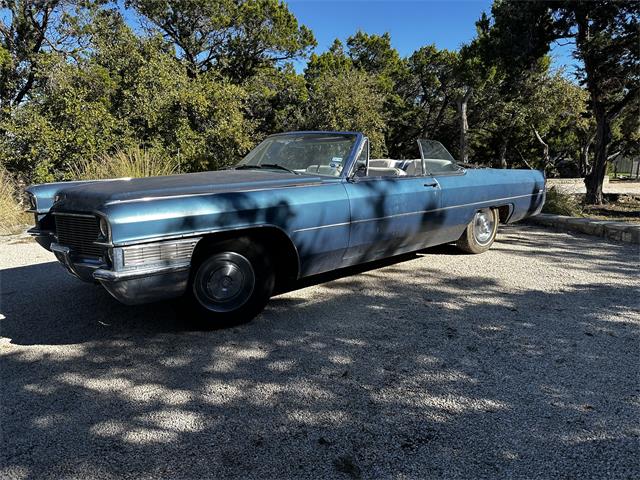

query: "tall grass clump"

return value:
[0, 167, 30, 235]
[73, 147, 180, 180]
[542, 186, 582, 216]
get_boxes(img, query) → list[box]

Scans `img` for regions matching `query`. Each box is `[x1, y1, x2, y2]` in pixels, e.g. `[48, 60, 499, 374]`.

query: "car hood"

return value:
[49, 169, 324, 212]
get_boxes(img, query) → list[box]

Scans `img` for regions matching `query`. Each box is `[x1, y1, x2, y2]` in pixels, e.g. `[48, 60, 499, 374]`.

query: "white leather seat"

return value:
[367, 166, 406, 177]
[403, 159, 422, 176]
[369, 159, 423, 176]
[369, 159, 399, 169]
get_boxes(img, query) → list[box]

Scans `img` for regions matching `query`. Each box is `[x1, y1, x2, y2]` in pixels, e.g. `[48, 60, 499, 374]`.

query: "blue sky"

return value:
[286, 0, 578, 75]
[1, 0, 577, 75]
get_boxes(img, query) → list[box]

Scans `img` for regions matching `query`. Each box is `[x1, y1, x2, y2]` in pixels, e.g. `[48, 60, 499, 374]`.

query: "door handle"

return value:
[424, 181, 439, 187]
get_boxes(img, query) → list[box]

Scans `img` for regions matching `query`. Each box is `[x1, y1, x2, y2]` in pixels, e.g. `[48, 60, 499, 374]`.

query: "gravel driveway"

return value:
[1, 225, 639, 479]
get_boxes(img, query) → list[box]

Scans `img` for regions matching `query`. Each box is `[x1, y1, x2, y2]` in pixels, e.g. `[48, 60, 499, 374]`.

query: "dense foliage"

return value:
[488, 0, 639, 203]
[1, 0, 637, 205]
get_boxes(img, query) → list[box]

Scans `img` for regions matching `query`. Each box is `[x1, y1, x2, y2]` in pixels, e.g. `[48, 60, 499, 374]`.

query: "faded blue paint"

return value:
[26, 132, 545, 280]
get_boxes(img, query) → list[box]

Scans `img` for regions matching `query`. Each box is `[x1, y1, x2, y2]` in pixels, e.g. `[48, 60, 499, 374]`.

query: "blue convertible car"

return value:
[27, 132, 545, 326]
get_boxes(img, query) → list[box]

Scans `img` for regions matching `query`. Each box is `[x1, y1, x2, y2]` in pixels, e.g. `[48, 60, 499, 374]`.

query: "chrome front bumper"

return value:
[93, 264, 191, 305]
[49, 240, 198, 305]
[51, 243, 105, 282]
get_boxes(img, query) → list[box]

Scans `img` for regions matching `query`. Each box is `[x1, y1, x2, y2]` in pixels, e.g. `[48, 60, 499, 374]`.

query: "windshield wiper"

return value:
[236, 164, 301, 175]
[261, 163, 301, 174]
[235, 165, 261, 170]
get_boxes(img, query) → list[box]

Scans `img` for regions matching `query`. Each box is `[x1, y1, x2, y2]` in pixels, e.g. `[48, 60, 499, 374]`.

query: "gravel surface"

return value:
[1, 225, 639, 479]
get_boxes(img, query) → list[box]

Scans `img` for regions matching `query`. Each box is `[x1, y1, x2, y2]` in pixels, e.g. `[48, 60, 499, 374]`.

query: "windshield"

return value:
[236, 133, 357, 176]
[418, 139, 461, 174]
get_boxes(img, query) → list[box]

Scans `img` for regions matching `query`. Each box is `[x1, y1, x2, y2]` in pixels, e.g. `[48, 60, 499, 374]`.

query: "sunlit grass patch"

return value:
[0, 167, 30, 235]
[72, 147, 180, 180]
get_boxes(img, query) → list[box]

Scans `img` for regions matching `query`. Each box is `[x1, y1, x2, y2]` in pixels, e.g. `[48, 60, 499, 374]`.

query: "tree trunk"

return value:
[457, 98, 469, 162]
[456, 87, 473, 162]
[532, 127, 550, 172]
[498, 138, 508, 169]
[579, 136, 593, 177]
[584, 107, 610, 205]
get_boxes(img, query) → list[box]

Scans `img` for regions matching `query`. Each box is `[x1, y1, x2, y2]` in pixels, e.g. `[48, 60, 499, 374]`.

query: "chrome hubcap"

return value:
[194, 252, 255, 313]
[206, 264, 244, 301]
[473, 210, 495, 245]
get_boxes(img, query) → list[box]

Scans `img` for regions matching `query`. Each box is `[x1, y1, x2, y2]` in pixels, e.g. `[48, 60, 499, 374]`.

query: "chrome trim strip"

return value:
[292, 192, 543, 233]
[293, 221, 350, 233]
[429, 170, 466, 177]
[28, 177, 132, 187]
[112, 224, 293, 247]
[94, 263, 191, 282]
[93, 241, 114, 247]
[51, 212, 96, 218]
[349, 174, 439, 183]
[105, 224, 301, 279]
[27, 227, 55, 237]
[104, 180, 331, 205]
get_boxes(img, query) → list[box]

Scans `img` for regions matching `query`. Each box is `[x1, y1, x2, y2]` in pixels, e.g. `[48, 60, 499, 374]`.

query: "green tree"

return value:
[304, 39, 353, 81]
[0, 0, 103, 111]
[1, 0, 62, 111]
[526, 71, 590, 173]
[347, 31, 404, 78]
[489, 0, 640, 204]
[399, 45, 459, 157]
[244, 64, 309, 136]
[345, 32, 411, 158]
[1, 58, 123, 181]
[1, 8, 255, 181]
[126, 0, 315, 81]
[304, 69, 387, 156]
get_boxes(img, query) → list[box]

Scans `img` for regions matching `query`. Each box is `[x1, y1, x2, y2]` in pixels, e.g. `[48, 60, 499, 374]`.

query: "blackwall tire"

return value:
[187, 239, 275, 328]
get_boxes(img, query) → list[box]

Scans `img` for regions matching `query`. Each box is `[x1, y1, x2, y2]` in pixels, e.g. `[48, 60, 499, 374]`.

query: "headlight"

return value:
[99, 217, 110, 239]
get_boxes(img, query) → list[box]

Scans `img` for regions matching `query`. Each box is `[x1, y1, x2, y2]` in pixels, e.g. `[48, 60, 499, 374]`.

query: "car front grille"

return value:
[55, 214, 103, 257]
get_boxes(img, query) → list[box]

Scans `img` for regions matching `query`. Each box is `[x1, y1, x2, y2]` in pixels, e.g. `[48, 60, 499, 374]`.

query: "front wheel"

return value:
[187, 239, 275, 328]
[456, 208, 498, 254]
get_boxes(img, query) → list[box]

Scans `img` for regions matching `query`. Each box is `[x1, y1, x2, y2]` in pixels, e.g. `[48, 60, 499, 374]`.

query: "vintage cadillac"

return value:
[27, 132, 545, 326]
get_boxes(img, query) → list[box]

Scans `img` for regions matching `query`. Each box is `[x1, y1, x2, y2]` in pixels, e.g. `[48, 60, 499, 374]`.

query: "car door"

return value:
[418, 139, 480, 244]
[342, 139, 442, 263]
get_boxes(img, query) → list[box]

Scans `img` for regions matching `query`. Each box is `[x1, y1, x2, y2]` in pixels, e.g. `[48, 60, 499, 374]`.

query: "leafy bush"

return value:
[304, 69, 388, 157]
[0, 167, 30, 235]
[1, 32, 255, 183]
[542, 186, 582, 216]
[72, 147, 180, 180]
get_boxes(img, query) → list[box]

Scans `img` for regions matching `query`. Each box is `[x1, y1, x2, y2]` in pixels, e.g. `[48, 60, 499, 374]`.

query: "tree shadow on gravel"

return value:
[1, 227, 638, 479]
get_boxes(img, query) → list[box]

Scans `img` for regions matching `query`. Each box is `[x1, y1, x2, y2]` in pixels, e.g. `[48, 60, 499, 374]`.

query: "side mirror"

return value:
[348, 163, 367, 182]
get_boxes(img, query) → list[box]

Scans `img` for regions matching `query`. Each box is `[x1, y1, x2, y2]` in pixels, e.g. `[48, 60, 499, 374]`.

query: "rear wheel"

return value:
[456, 208, 498, 254]
[187, 239, 274, 328]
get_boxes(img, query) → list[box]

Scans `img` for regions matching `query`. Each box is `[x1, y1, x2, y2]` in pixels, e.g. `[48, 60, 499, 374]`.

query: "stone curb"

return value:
[527, 213, 640, 244]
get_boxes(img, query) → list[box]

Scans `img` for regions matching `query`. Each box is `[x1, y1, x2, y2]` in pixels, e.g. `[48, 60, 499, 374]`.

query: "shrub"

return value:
[72, 147, 180, 180]
[0, 167, 30, 235]
[542, 186, 582, 216]
[304, 69, 388, 157]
